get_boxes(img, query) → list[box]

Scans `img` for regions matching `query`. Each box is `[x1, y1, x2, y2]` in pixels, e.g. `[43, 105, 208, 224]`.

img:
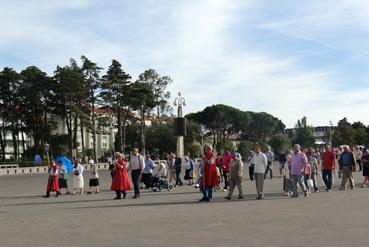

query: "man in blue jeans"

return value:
[321, 144, 336, 192]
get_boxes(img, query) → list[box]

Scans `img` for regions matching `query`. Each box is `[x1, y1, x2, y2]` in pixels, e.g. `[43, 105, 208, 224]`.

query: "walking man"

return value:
[254, 145, 267, 200]
[321, 144, 336, 192]
[290, 144, 308, 198]
[174, 152, 183, 186]
[225, 152, 244, 200]
[339, 145, 356, 190]
[129, 148, 145, 198]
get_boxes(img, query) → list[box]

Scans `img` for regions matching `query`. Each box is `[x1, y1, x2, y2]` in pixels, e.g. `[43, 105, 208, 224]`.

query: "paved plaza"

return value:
[1, 165, 369, 247]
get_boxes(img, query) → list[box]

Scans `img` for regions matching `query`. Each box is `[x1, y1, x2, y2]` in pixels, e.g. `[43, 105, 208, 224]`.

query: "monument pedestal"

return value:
[177, 136, 184, 157]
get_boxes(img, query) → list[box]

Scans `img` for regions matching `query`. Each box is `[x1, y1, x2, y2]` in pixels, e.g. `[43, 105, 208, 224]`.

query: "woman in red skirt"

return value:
[44, 160, 60, 198]
[111, 152, 131, 199]
[199, 144, 219, 202]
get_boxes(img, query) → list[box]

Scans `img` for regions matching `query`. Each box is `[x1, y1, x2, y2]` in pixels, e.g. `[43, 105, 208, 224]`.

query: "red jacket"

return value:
[322, 151, 336, 170]
[221, 153, 232, 172]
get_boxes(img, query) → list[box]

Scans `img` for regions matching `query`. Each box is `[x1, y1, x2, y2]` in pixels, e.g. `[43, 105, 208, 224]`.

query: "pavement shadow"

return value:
[1, 191, 288, 208]
[1, 198, 114, 207]
[65, 192, 289, 210]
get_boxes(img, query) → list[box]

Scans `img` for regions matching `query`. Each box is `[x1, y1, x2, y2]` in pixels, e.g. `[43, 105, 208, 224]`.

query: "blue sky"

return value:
[1, 0, 369, 127]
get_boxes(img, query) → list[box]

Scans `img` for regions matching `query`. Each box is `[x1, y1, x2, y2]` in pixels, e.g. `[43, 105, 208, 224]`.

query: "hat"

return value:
[232, 152, 241, 158]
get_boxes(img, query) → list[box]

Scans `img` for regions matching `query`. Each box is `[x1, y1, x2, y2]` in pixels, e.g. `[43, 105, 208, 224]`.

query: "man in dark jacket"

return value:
[338, 145, 356, 190]
[174, 152, 183, 186]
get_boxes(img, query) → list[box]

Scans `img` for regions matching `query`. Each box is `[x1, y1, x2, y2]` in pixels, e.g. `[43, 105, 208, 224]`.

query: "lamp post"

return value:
[174, 92, 186, 157]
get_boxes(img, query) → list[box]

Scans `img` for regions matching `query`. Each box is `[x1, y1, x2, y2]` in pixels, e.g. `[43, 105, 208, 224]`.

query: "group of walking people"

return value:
[44, 157, 99, 197]
[44, 143, 369, 202]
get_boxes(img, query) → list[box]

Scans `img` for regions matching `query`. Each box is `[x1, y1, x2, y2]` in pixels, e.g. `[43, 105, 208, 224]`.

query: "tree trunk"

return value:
[66, 115, 73, 157]
[141, 105, 145, 155]
[44, 109, 50, 145]
[11, 122, 18, 161]
[122, 109, 129, 154]
[91, 88, 97, 162]
[80, 119, 85, 156]
[32, 106, 40, 151]
[73, 113, 78, 150]
[116, 107, 122, 152]
[21, 126, 26, 160]
[212, 131, 216, 150]
[0, 121, 5, 161]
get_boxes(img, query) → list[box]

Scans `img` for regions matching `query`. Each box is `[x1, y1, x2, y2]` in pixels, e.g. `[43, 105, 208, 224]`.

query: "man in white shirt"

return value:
[254, 145, 267, 200]
[129, 148, 145, 198]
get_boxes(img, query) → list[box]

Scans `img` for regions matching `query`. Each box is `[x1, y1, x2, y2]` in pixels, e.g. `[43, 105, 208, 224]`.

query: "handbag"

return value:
[307, 179, 314, 188]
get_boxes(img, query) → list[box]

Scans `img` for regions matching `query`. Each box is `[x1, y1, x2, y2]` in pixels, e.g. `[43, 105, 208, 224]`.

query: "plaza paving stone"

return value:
[1, 164, 368, 247]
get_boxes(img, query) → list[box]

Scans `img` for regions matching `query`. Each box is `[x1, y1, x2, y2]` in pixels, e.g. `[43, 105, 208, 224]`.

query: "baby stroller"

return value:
[151, 176, 173, 192]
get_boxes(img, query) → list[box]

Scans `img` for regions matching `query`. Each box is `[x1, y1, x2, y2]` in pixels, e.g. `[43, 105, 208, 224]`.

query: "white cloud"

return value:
[1, 0, 368, 128]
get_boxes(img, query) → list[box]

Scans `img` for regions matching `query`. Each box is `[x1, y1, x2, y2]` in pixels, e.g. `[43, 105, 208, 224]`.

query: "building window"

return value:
[102, 143, 107, 148]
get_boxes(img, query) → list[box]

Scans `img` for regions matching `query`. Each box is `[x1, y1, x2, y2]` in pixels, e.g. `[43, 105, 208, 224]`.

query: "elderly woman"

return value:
[111, 152, 131, 200]
[44, 160, 60, 198]
[199, 144, 219, 202]
[225, 152, 244, 200]
[72, 160, 84, 195]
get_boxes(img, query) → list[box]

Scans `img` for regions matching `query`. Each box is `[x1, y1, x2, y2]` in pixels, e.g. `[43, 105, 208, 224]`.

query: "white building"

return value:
[3, 131, 32, 160]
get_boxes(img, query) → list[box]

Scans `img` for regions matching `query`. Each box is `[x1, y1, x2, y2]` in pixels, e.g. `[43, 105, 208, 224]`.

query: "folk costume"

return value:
[111, 158, 131, 199]
[45, 162, 60, 197]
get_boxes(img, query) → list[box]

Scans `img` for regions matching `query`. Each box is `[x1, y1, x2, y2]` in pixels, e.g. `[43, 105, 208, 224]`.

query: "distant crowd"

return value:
[43, 143, 369, 202]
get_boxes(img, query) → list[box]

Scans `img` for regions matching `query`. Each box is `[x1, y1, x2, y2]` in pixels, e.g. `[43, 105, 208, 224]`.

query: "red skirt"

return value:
[203, 164, 219, 187]
[111, 169, 131, 191]
[46, 176, 59, 192]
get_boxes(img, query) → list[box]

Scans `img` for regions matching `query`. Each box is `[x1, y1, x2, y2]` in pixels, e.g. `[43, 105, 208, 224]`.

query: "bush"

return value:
[237, 140, 255, 160]
[18, 160, 48, 167]
[186, 142, 202, 158]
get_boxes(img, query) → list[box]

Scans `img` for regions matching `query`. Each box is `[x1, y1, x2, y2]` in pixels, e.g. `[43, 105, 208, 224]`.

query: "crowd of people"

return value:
[44, 143, 369, 202]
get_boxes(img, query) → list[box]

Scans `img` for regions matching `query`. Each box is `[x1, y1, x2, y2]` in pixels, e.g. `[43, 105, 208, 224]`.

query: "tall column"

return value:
[174, 93, 186, 157]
